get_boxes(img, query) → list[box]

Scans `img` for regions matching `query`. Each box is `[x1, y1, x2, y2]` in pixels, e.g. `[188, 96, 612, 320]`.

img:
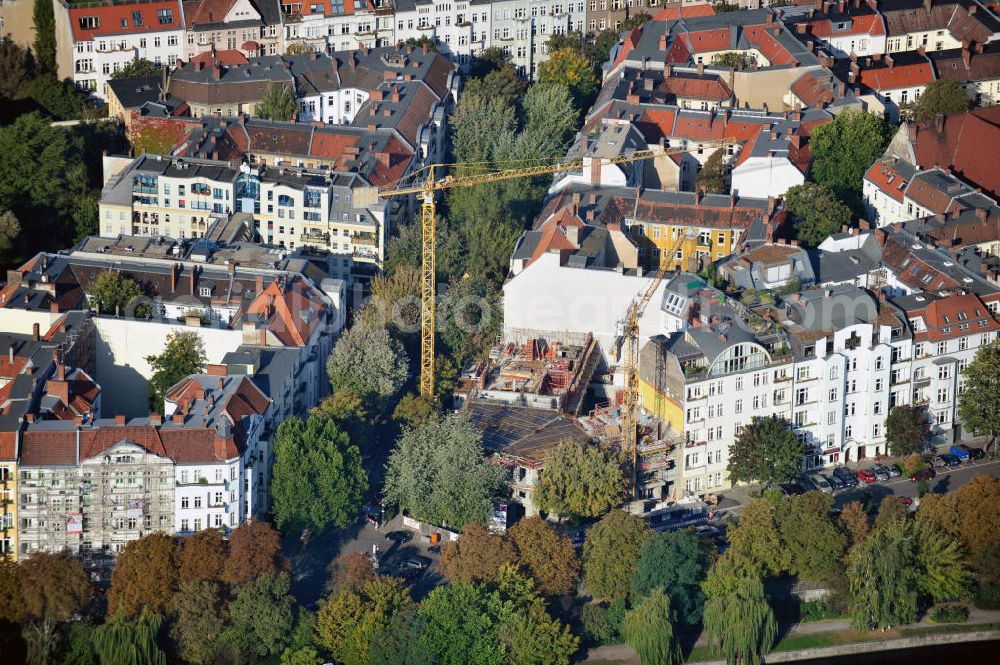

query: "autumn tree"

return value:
[727, 416, 802, 485]
[886, 405, 929, 457]
[848, 520, 919, 630]
[272, 415, 367, 532]
[630, 529, 708, 626]
[781, 492, 846, 581]
[145, 330, 206, 414]
[583, 511, 652, 601]
[538, 49, 599, 110]
[727, 498, 790, 577]
[18, 552, 91, 665]
[315, 576, 413, 665]
[440, 523, 517, 584]
[953, 475, 1000, 558]
[0, 557, 25, 623]
[170, 579, 225, 665]
[224, 520, 290, 586]
[509, 516, 580, 596]
[327, 552, 377, 594]
[179, 528, 228, 584]
[224, 572, 297, 659]
[621, 589, 683, 665]
[908, 79, 972, 121]
[384, 413, 505, 529]
[702, 554, 777, 665]
[959, 342, 1000, 450]
[536, 442, 624, 519]
[108, 533, 178, 618]
[696, 149, 729, 194]
[284, 41, 311, 55]
[257, 83, 298, 121]
[711, 51, 755, 70]
[840, 501, 871, 552]
[875, 496, 910, 529]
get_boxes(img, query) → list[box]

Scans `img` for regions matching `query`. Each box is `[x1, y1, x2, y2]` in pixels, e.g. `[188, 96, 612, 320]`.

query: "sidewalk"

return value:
[584, 608, 1000, 664]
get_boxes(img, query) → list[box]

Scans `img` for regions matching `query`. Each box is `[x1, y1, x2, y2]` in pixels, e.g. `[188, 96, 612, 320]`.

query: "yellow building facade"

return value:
[632, 223, 737, 272]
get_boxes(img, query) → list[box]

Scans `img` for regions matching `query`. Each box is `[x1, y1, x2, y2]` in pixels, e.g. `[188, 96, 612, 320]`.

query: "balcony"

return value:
[351, 234, 377, 246]
[300, 230, 329, 243]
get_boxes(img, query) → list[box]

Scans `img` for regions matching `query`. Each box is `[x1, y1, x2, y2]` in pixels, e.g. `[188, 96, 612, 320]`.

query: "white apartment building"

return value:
[54, 0, 185, 99]
[490, 0, 586, 78]
[394, 0, 492, 68]
[282, 0, 395, 53]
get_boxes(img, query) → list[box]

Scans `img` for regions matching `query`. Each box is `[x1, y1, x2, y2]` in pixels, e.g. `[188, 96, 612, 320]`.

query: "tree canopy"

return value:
[257, 83, 298, 121]
[630, 530, 708, 626]
[536, 442, 624, 519]
[959, 342, 1000, 446]
[88, 271, 148, 317]
[110, 59, 162, 80]
[848, 520, 919, 630]
[33, 0, 56, 75]
[696, 150, 729, 194]
[727, 497, 791, 577]
[440, 523, 518, 584]
[726, 416, 802, 485]
[809, 110, 893, 209]
[327, 323, 409, 409]
[784, 182, 853, 248]
[108, 533, 179, 619]
[272, 415, 368, 532]
[885, 405, 929, 457]
[179, 528, 228, 584]
[908, 80, 972, 121]
[702, 554, 777, 665]
[223, 520, 290, 587]
[780, 492, 846, 581]
[583, 511, 652, 601]
[621, 588, 683, 665]
[224, 572, 297, 658]
[537, 49, 599, 110]
[92, 609, 167, 665]
[508, 517, 580, 596]
[145, 330, 207, 414]
[383, 413, 505, 529]
[170, 579, 225, 665]
[315, 576, 413, 665]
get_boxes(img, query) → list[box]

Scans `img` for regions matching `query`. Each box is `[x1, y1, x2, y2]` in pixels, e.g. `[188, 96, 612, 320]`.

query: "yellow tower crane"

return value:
[357, 142, 730, 399]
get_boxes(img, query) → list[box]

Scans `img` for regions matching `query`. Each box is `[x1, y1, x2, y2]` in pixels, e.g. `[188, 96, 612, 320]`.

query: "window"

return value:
[157, 8, 173, 24]
[181, 519, 189, 531]
[132, 10, 143, 26]
[194, 496, 202, 509]
[734, 399, 743, 414]
[937, 388, 949, 403]
[938, 366, 951, 380]
[937, 341, 947, 355]
[181, 497, 189, 509]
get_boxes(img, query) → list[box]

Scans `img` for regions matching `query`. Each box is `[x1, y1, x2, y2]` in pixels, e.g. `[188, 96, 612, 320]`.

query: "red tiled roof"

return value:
[652, 4, 716, 20]
[247, 276, 327, 346]
[910, 107, 1000, 198]
[661, 75, 732, 101]
[921, 292, 1000, 341]
[865, 159, 909, 203]
[68, 1, 183, 42]
[0, 431, 15, 460]
[858, 60, 935, 90]
[682, 28, 732, 55]
[190, 49, 250, 67]
[183, 0, 239, 29]
[366, 135, 413, 188]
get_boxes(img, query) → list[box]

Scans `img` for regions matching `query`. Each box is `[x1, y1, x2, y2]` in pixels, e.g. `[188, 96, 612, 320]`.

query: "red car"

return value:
[857, 468, 878, 483]
[900, 497, 914, 506]
[909, 468, 936, 482]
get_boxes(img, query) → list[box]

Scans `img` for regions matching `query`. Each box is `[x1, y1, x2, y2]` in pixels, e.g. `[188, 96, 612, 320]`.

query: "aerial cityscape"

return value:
[1, 0, 1000, 663]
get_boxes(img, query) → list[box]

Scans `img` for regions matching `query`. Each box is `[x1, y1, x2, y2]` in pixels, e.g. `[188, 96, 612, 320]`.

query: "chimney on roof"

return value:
[806, 39, 814, 53]
[664, 64, 672, 78]
[391, 86, 400, 102]
[923, 0, 932, 12]
[935, 113, 945, 132]
[767, 196, 777, 215]
[258, 328, 267, 347]
[422, 42, 429, 54]
[50, 301, 59, 314]
[797, 23, 807, 35]
[697, 62, 704, 75]
[976, 207, 989, 222]
[838, 0, 846, 11]
[24, 413, 34, 424]
[32, 322, 39, 342]
[115, 415, 125, 425]
[963, 46, 971, 68]
[659, 34, 667, 50]
[207, 363, 227, 376]
[255, 274, 263, 294]
[885, 54, 894, 70]
[150, 413, 162, 425]
[368, 123, 377, 133]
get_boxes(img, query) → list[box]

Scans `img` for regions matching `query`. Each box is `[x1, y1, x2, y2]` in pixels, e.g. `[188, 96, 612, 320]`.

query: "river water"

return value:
[792, 639, 999, 664]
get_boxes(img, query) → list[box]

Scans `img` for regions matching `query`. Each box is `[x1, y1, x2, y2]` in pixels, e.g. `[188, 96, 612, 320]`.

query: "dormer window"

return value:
[199, 287, 212, 297]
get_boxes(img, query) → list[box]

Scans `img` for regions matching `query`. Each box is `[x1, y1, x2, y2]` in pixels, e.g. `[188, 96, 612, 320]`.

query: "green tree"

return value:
[630, 530, 708, 625]
[315, 576, 413, 665]
[696, 149, 729, 193]
[702, 554, 777, 665]
[18, 552, 91, 665]
[908, 79, 972, 121]
[875, 495, 910, 529]
[402, 36, 438, 53]
[536, 442, 624, 519]
[621, 588, 683, 665]
[284, 41, 311, 55]
[784, 182, 852, 248]
[450, 93, 516, 165]
[711, 51, 755, 70]
[110, 59, 162, 80]
[92, 609, 166, 665]
[509, 516, 580, 596]
[497, 584, 578, 665]
[107, 533, 179, 618]
[885, 405, 929, 457]
[538, 49, 599, 110]
[326, 323, 409, 410]
[416, 583, 505, 665]
[59, 621, 97, 665]
[32, 0, 55, 75]
[913, 521, 970, 603]
[225, 572, 296, 658]
[726, 416, 802, 486]
[145, 330, 206, 414]
[959, 342, 1000, 451]
[0, 208, 22, 268]
[781, 492, 846, 581]
[272, 415, 367, 532]
[583, 511, 652, 601]
[281, 646, 324, 665]
[19, 76, 93, 120]
[809, 110, 893, 209]
[223, 520, 289, 587]
[439, 276, 503, 361]
[72, 194, 99, 243]
[0, 36, 34, 99]
[727, 498, 790, 577]
[848, 520, 919, 630]
[313, 389, 375, 451]
[170, 579, 225, 665]
[519, 83, 579, 160]
[87, 271, 147, 316]
[468, 46, 513, 79]
[440, 523, 517, 584]
[463, 67, 526, 109]
[256, 83, 298, 121]
[393, 392, 437, 428]
[384, 413, 505, 529]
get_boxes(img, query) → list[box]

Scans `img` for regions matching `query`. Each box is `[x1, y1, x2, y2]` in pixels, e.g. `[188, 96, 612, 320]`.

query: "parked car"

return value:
[401, 556, 431, 570]
[888, 464, 902, 478]
[951, 444, 972, 461]
[872, 465, 891, 482]
[782, 480, 808, 496]
[900, 496, 914, 506]
[827, 474, 846, 491]
[857, 468, 878, 483]
[833, 467, 859, 487]
[942, 453, 962, 467]
[932, 455, 948, 468]
[809, 474, 833, 494]
[909, 468, 936, 482]
[385, 531, 413, 544]
[764, 484, 789, 497]
[969, 447, 987, 460]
